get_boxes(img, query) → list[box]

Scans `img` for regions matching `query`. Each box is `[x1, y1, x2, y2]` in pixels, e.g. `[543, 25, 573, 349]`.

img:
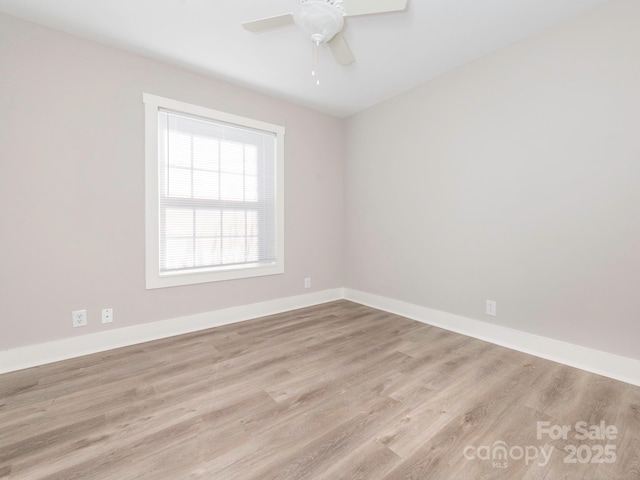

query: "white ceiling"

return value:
[0, 0, 610, 117]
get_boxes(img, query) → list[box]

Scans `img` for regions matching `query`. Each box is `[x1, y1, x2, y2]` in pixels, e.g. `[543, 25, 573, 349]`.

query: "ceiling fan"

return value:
[242, 0, 408, 72]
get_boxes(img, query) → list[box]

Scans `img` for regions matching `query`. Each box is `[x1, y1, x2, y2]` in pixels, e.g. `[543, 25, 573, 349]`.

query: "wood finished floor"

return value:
[1, 300, 640, 479]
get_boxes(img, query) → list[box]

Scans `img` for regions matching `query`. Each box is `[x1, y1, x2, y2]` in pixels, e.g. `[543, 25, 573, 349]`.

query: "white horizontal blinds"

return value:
[158, 108, 277, 275]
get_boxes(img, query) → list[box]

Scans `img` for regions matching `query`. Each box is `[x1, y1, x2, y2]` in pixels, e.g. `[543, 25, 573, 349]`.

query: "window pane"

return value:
[220, 173, 244, 201]
[196, 209, 221, 237]
[245, 145, 258, 175]
[222, 237, 246, 264]
[167, 167, 191, 198]
[195, 238, 221, 267]
[193, 136, 218, 171]
[167, 132, 191, 168]
[222, 210, 246, 236]
[193, 170, 219, 200]
[220, 141, 244, 173]
[164, 238, 194, 270]
[245, 175, 258, 202]
[246, 211, 258, 236]
[247, 237, 259, 262]
[165, 208, 193, 237]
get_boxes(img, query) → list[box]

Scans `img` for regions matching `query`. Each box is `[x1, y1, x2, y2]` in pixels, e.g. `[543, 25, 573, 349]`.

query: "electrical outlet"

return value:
[72, 309, 87, 327]
[304, 277, 311, 289]
[101, 308, 113, 324]
[486, 300, 497, 317]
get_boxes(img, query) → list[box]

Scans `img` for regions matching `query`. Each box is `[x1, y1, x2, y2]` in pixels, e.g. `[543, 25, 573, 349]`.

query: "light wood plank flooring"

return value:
[1, 300, 639, 479]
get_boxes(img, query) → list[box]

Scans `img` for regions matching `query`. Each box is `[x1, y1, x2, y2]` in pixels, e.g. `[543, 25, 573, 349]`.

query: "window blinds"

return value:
[157, 109, 277, 275]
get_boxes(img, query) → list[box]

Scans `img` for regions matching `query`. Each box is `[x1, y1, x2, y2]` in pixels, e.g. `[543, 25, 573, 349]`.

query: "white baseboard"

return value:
[344, 288, 640, 387]
[4, 287, 640, 387]
[0, 288, 344, 374]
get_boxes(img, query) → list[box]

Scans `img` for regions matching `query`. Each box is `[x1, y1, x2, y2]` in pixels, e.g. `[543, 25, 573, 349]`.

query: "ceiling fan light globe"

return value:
[294, 0, 345, 43]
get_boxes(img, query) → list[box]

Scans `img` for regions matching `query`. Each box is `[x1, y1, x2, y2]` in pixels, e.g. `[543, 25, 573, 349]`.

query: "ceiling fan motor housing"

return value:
[294, 0, 345, 43]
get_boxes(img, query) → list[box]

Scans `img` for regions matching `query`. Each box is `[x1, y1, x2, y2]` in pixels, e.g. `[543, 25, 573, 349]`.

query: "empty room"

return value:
[1, 0, 640, 478]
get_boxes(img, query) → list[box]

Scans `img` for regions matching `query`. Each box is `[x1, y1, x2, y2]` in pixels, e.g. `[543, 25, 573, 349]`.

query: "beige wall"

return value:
[0, 13, 345, 349]
[345, 0, 640, 360]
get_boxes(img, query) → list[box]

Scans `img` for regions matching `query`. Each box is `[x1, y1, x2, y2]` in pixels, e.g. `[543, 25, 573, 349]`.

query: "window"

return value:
[144, 94, 285, 289]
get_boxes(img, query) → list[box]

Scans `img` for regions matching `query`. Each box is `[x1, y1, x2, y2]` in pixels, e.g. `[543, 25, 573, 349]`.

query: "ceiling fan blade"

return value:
[342, 0, 408, 16]
[242, 13, 295, 32]
[328, 32, 355, 66]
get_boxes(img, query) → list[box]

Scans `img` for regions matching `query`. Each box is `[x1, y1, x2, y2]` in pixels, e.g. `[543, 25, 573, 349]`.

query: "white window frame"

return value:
[143, 93, 285, 289]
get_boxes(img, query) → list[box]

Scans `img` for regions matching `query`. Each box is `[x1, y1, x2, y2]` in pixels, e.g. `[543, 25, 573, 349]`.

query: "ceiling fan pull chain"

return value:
[311, 33, 322, 85]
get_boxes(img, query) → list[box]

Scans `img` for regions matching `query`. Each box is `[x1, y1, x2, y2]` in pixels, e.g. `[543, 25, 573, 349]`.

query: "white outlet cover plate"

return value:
[72, 309, 87, 327]
[486, 300, 497, 316]
[101, 308, 113, 324]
